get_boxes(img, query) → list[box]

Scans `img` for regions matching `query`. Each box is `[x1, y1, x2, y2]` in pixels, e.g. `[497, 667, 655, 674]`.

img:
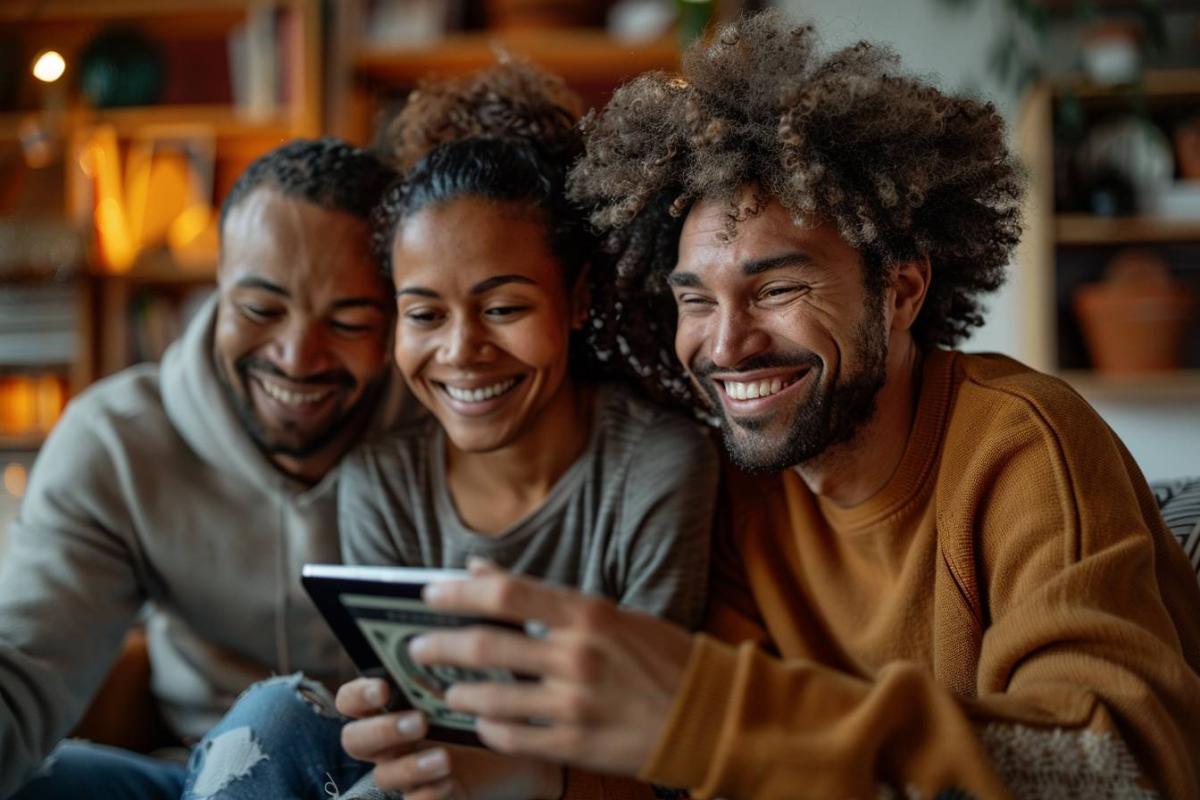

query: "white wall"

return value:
[776, 0, 1199, 481]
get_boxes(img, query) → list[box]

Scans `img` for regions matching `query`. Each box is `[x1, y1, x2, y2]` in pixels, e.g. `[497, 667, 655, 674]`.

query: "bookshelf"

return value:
[1016, 70, 1200, 398]
[0, 0, 322, 448]
[332, 16, 680, 145]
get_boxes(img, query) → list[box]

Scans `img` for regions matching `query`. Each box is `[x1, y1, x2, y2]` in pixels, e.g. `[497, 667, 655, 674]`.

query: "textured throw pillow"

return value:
[1152, 479, 1200, 581]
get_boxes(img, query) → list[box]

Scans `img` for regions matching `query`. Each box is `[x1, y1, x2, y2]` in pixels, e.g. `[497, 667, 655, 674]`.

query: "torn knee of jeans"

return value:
[294, 675, 341, 719]
[191, 726, 269, 799]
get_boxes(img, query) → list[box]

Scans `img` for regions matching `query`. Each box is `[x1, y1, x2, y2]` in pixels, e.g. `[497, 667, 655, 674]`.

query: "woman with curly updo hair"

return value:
[570, 10, 1023, 409]
[179, 62, 717, 800]
[307, 14, 1200, 800]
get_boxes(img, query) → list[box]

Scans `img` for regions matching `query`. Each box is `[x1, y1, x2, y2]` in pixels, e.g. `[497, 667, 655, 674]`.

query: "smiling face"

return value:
[671, 194, 889, 473]
[391, 195, 584, 454]
[214, 187, 393, 479]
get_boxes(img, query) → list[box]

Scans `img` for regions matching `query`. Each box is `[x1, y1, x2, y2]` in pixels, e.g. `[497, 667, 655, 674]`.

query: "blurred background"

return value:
[1, 0, 1198, 544]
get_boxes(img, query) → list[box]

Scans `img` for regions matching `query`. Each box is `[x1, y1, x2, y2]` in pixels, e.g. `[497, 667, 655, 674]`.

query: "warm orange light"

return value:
[87, 128, 137, 272]
[0, 376, 36, 435]
[32, 50, 66, 83]
[34, 374, 65, 432]
[3, 463, 28, 499]
[168, 204, 212, 249]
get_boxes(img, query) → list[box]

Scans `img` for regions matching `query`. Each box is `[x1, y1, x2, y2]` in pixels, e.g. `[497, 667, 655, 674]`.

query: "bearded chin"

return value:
[717, 317, 889, 474]
[215, 358, 374, 460]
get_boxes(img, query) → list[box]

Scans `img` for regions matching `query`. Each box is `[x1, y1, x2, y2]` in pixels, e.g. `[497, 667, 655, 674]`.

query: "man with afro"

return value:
[350, 13, 1200, 798]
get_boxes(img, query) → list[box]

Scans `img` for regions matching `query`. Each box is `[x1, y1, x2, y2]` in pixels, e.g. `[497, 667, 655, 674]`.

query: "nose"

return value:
[710, 306, 771, 370]
[271, 317, 330, 378]
[437, 316, 493, 368]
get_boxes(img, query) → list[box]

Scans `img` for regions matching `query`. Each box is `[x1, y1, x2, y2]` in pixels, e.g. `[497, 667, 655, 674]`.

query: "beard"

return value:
[691, 314, 889, 474]
[218, 355, 370, 459]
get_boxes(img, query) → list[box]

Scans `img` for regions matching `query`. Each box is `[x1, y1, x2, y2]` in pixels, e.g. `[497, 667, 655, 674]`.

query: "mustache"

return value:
[690, 351, 822, 380]
[237, 356, 355, 388]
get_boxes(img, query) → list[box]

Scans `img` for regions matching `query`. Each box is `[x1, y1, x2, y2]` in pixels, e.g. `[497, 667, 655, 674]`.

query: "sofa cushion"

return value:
[1153, 478, 1200, 579]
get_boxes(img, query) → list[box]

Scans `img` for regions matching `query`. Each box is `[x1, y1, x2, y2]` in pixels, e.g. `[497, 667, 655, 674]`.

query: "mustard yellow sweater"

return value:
[640, 350, 1200, 799]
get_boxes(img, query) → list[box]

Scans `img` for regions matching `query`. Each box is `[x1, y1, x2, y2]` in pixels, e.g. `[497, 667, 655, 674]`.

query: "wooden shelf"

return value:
[0, 110, 63, 143]
[1060, 370, 1200, 400]
[91, 262, 216, 286]
[70, 104, 295, 139]
[1052, 68, 1200, 100]
[0, 105, 295, 143]
[0, 0, 297, 22]
[0, 433, 47, 451]
[356, 30, 679, 86]
[1034, 0, 1198, 12]
[1055, 214, 1200, 245]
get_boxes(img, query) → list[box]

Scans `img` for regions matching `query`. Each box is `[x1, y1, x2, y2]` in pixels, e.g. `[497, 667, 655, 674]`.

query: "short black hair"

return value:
[220, 137, 397, 228]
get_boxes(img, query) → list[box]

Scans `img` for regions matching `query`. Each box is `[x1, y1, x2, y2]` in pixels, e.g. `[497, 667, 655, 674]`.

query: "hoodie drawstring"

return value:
[274, 496, 291, 674]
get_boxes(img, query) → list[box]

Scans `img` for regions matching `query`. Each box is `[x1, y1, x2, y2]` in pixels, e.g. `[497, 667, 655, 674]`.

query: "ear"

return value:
[889, 256, 930, 334]
[569, 263, 592, 331]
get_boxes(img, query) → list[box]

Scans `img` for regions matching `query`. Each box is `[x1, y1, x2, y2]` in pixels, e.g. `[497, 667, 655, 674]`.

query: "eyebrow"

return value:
[742, 253, 814, 275]
[395, 274, 537, 299]
[236, 276, 386, 313]
[332, 298, 389, 313]
[235, 276, 289, 296]
[472, 274, 536, 294]
[668, 252, 814, 289]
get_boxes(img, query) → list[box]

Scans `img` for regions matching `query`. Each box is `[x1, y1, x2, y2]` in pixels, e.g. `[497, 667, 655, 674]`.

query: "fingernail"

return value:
[407, 635, 431, 658]
[395, 712, 422, 737]
[466, 556, 494, 573]
[363, 681, 384, 706]
[416, 748, 449, 778]
[422, 583, 445, 603]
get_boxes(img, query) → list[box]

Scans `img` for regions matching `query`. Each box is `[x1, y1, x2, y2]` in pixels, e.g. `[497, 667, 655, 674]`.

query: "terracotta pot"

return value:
[1073, 250, 1197, 374]
[1175, 116, 1200, 180]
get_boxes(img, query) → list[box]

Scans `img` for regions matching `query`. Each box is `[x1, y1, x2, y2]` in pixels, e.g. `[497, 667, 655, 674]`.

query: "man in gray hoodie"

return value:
[0, 138, 413, 799]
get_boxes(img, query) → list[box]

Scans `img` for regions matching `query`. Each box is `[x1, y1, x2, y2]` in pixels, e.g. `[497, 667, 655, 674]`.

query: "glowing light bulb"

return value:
[32, 51, 66, 83]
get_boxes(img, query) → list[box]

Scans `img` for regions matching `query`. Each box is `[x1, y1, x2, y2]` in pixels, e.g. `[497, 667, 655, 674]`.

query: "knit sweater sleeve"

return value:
[637, 388, 1200, 798]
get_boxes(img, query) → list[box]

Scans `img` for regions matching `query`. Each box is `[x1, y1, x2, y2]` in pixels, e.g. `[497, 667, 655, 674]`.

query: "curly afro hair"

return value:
[568, 11, 1024, 407]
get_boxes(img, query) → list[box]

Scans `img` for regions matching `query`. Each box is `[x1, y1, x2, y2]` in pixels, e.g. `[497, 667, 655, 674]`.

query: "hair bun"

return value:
[385, 60, 584, 171]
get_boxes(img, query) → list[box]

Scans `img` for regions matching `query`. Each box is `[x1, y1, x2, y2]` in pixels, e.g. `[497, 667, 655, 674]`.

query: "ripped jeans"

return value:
[181, 673, 386, 800]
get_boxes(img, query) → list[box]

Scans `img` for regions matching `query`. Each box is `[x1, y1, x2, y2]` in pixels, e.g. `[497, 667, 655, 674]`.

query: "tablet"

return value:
[301, 563, 522, 747]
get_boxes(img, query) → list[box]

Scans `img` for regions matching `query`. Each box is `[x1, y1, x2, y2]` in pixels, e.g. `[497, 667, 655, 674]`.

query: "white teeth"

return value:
[444, 378, 518, 404]
[259, 379, 333, 407]
[723, 377, 788, 401]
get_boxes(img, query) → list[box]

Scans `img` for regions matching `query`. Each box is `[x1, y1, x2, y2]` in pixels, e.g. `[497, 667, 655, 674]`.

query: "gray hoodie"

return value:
[0, 295, 412, 797]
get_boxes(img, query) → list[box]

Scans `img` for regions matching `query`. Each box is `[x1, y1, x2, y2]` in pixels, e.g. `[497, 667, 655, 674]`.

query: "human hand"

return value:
[408, 559, 696, 776]
[335, 677, 563, 800]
